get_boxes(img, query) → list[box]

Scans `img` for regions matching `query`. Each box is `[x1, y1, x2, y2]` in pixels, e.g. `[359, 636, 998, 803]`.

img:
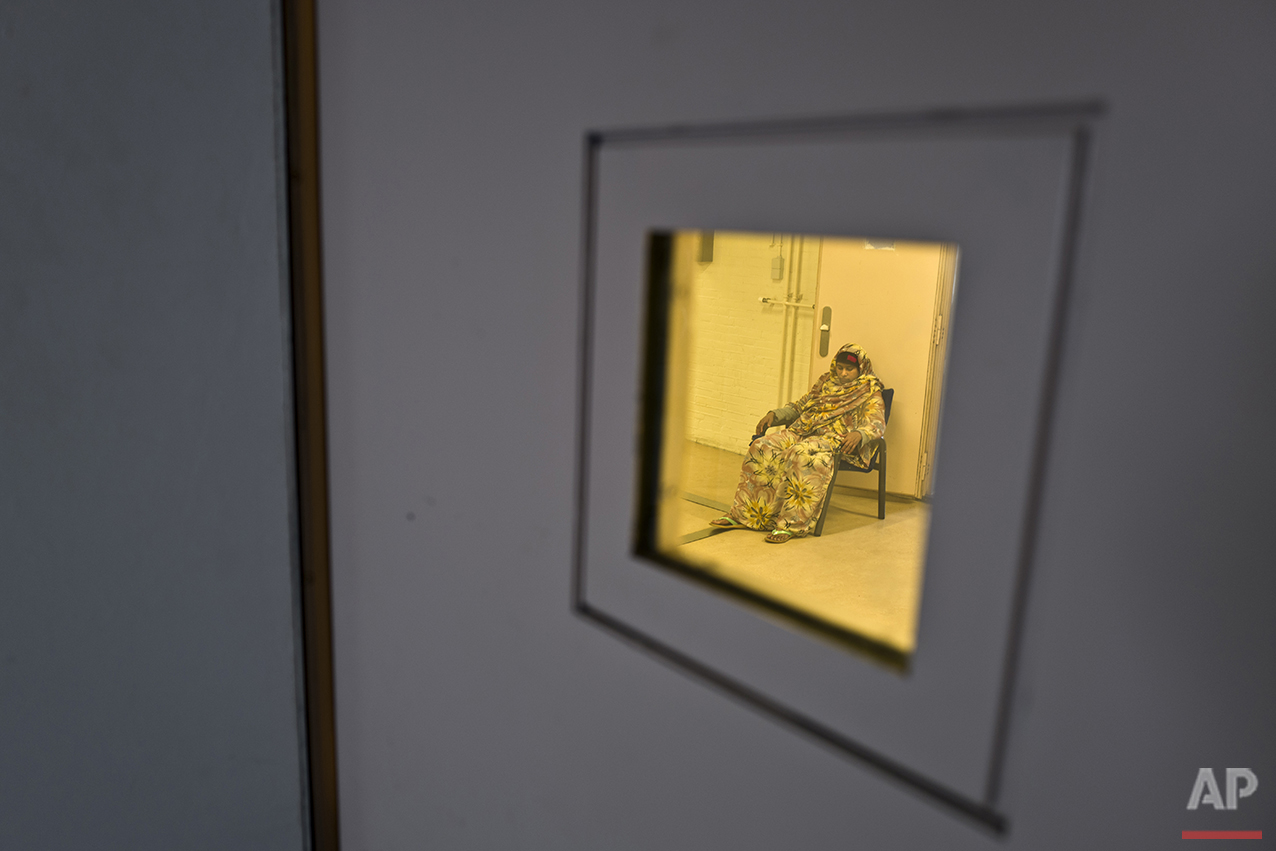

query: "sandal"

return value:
[764, 530, 795, 544]
[709, 516, 746, 529]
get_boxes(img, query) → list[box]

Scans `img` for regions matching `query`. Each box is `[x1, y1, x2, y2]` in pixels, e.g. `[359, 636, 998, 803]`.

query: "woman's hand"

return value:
[754, 411, 776, 437]
[839, 431, 863, 455]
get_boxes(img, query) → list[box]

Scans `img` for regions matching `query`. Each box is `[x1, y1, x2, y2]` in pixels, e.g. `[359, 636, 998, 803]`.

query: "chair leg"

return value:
[877, 443, 887, 520]
[814, 463, 840, 537]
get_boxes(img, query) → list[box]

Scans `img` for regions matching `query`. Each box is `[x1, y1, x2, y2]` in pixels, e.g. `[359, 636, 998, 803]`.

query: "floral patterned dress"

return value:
[727, 344, 887, 536]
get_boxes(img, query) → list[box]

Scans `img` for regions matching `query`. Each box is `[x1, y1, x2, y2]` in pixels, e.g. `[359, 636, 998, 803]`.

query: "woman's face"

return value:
[833, 362, 860, 384]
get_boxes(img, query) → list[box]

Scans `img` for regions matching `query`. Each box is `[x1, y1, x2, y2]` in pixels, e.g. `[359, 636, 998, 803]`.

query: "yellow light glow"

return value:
[643, 229, 960, 662]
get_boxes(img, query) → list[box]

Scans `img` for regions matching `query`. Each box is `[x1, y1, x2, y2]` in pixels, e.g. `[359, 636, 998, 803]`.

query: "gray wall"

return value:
[319, 0, 1274, 848]
[4, 0, 1274, 849]
[1, 3, 307, 849]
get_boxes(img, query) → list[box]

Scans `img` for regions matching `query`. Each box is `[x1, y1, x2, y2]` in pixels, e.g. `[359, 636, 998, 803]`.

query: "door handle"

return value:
[819, 307, 831, 357]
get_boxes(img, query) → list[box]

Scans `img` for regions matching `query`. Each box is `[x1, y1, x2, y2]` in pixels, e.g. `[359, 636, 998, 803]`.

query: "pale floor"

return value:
[669, 441, 929, 655]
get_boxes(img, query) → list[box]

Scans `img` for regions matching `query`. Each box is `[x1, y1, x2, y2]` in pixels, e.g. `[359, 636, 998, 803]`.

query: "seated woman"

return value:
[710, 342, 886, 543]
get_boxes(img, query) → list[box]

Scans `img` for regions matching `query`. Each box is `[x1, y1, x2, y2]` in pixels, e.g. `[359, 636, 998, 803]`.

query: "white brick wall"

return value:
[684, 232, 817, 454]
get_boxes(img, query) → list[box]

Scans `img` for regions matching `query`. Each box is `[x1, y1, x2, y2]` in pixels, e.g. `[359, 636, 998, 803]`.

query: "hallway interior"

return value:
[668, 441, 930, 655]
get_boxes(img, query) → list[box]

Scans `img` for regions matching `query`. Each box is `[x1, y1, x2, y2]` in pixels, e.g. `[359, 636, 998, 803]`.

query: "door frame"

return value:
[574, 101, 1102, 831]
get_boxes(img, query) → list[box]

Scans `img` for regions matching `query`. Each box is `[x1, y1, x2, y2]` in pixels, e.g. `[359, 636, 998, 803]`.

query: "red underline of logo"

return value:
[1182, 831, 1262, 840]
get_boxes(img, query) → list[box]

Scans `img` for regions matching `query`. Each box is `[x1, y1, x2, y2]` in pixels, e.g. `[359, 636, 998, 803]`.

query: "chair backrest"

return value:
[882, 387, 894, 424]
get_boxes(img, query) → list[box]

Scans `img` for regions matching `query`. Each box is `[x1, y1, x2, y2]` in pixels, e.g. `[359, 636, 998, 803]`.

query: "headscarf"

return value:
[789, 343, 885, 438]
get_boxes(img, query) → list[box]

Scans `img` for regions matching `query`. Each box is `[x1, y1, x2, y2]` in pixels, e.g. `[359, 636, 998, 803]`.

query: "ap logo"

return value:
[1187, 768, 1259, 810]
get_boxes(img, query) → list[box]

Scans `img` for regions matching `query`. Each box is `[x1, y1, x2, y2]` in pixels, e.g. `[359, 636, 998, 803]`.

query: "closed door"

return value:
[807, 237, 951, 497]
[321, 1, 1276, 848]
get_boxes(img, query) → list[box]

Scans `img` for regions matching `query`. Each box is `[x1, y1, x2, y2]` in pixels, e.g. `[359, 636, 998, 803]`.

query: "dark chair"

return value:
[812, 387, 893, 536]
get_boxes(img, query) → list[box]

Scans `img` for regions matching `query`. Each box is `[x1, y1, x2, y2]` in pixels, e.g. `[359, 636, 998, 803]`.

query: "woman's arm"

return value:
[840, 390, 886, 453]
[768, 404, 798, 427]
[768, 375, 825, 427]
